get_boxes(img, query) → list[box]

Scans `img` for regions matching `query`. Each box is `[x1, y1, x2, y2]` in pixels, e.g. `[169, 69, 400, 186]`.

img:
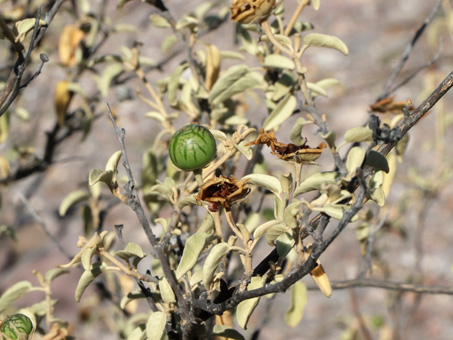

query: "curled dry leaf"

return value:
[196, 176, 251, 211]
[230, 0, 278, 24]
[370, 96, 414, 114]
[247, 129, 326, 163]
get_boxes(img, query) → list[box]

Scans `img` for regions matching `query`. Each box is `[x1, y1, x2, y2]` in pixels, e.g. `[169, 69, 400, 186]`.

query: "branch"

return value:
[377, 0, 443, 101]
[0, 0, 65, 116]
[378, 70, 453, 157]
[306, 279, 453, 295]
[105, 104, 189, 319]
[193, 180, 367, 317]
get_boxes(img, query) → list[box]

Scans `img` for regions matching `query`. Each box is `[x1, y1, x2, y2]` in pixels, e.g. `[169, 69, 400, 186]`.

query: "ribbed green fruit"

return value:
[169, 124, 217, 171]
[1, 314, 33, 340]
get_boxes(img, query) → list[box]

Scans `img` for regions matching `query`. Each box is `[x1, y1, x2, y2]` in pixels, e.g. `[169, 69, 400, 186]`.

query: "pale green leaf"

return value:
[294, 171, 340, 196]
[315, 204, 358, 221]
[242, 173, 282, 197]
[150, 183, 174, 201]
[45, 268, 69, 283]
[14, 18, 46, 42]
[203, 242, 230, 289]
[284, 201, 302, 229]
[265, 225, 289, 247]
[260, 34, 292, 49]
[263, 94, 297, 131]
[285, 281, 307, 327]
[146, 311, 167, 340]
[304, 33, 349, 55]
[224, 115, 249, 125]
[315, 78, 339, 92]
[262, 54, 295, 70]
[189, 269, 203, 288]
[116, 243, 146, 267]
[75, 262, 106, 302]
[127, 325, 146, 340]
[81, 246, 97, 271]
[233, 140, 253, 160]
[159, 277, 176, 303]
[120, 290, 145, 310]
[272, 73, 296, 101]
[244, 212, 260, 233]
[253, 220, 281, 242]
[97, 62, 123, 97]
[236, 277, 264, 330]
[105, 150, 123, 173]
[149, 13, 171, 28]
[371, 188, 386, 207]
[168, 63, 188, 107]
[290, 117, 312, 145]
[346, 147, 366, 175]
[176, 16, 199, 30]
[344, 127, 373, 143]
[145, 112, 166, 124]
[59, 190, 90, 217]
[88, 169, 113, 186]
[311, 0, 321, 10]
[177, 195, 198, 209]
[0, 281, 32, 314]
[162, 35, 179, 53]
[209, 65, 259, 105]
[307, 82, 328, 97]
[176, 231, 209, 280]
[220, 51, 246, 60]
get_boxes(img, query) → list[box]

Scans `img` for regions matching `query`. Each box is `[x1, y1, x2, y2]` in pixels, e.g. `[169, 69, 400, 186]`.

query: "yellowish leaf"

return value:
[59, 25, 84, 66]
[54, 81, 71, 126]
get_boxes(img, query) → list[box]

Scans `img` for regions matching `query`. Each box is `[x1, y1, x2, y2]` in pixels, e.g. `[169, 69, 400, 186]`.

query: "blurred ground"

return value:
[1, 0, 453, 339]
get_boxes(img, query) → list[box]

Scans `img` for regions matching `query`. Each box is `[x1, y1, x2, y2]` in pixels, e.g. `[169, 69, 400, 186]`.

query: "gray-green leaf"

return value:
[303, 33, 349, 55]
[176, 231, 209, 280]
[146, 311, 167, 340]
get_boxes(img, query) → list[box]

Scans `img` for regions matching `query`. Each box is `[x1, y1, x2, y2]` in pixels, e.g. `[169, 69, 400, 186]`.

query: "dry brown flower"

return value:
[196, 176, 250, 211]
[230, 0, 278, 24]
[247, 129, 327, 163]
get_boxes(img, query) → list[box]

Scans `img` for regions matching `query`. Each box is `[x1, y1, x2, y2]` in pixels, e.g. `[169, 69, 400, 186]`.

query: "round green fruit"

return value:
[169, 124, 217, 171]
[1, 314, 33, 340]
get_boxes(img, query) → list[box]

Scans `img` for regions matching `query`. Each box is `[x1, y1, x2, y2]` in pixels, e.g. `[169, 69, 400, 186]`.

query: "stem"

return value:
[225, 210, 253, 277]
[283, 0, 310, 36]
[260, 21, 293, 56]
[210, 210, 224, 242]
[192, 168, 204, 187]
[225, 210, 244, 241]
[294, 162, 303, 188]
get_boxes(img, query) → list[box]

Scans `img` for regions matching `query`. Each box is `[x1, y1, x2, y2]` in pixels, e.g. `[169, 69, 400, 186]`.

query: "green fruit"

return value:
[169, 124, 217, 171]
[1, 314, 33, 340]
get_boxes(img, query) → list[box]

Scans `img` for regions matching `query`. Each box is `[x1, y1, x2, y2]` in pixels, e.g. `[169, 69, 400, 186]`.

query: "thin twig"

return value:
[0, 0, 66, 116]
[378, 70, 453, 157]
[105, 104, 189, 319]
[19, 193, 72, 260]
[305, 279, 453, 295]
[350, 288, 374, 340]
[389, 43, 442, 95]
[377, 0, 443, 101]
[192, 179, 367, 317]
[360, 213, 388, 278]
